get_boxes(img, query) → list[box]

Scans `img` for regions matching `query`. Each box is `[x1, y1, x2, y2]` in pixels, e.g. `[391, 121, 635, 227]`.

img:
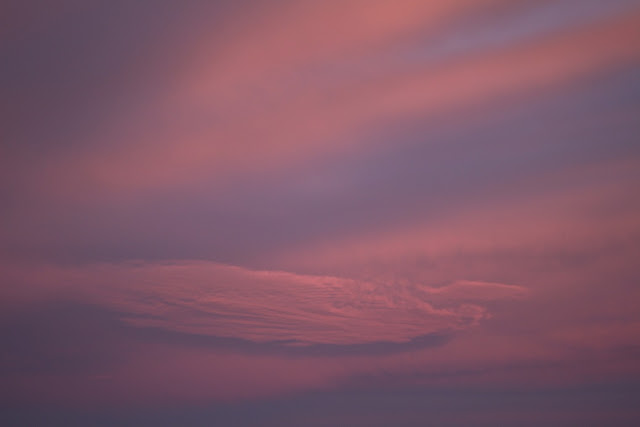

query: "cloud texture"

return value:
[1, 0, 640, 425]
[4, 262, 527, 346]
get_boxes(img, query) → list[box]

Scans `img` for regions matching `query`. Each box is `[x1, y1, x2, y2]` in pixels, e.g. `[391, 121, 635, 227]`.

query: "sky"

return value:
[1, 1, 640, 425]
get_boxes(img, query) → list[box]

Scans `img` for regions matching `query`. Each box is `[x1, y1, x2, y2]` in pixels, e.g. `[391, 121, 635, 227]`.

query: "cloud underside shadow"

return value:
[0, 301, 454, 380]
[126, 322, 455, 357]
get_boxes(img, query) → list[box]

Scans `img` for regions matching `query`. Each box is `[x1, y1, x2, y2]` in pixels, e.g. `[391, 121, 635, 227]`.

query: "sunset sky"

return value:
[2, 1, 640, 425]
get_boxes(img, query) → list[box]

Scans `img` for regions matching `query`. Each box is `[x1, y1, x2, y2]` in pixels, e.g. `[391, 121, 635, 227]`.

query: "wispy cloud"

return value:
[2, 0, 640, 417]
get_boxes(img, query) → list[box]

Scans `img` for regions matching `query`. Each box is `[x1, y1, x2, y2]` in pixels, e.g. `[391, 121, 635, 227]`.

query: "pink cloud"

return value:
[2, 1, 640, 414]
[2, 261, 528, 346]
[25, 3, 640, 202]
[269, 157, 640, 272]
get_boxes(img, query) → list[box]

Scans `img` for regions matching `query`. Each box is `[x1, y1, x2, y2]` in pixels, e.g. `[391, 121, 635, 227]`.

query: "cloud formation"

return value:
[3, 262, 527, 346]
[2, 1, 640, 422]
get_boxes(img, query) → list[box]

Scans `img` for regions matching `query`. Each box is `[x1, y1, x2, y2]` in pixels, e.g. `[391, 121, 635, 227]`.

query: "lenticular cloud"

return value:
[70, 262, 529, 346]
